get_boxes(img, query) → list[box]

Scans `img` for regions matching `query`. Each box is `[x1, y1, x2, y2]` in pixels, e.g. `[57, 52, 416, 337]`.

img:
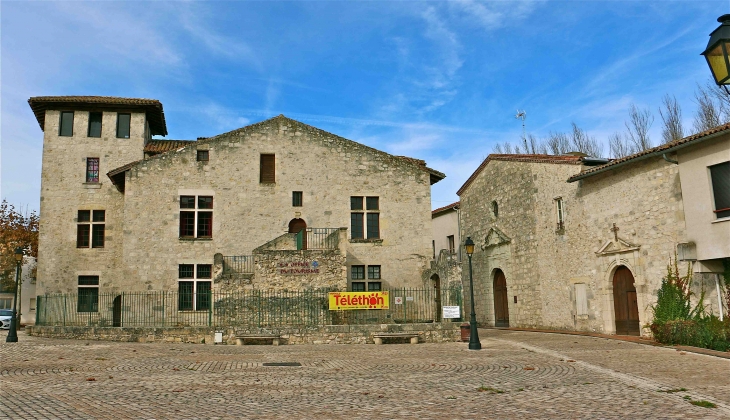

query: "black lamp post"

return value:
[464, 237, 481, 350]
[5, 247, 24, 343]
[702, 14, 730, 92]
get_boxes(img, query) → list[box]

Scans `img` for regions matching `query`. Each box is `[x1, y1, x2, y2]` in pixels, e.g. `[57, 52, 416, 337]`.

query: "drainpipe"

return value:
[662, 153, 678, 165]
[716, 274, 724, 321]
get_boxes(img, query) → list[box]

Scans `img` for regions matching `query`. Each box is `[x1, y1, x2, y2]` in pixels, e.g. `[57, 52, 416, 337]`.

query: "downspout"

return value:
[662, 153, 678, 165]
[456, 206, 462, 263]
[716, 274, 724, 321]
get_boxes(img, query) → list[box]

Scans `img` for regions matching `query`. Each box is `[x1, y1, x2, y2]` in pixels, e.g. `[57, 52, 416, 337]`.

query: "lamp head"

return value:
[464, 237, 475, 256]
[14, 247, 24, 263]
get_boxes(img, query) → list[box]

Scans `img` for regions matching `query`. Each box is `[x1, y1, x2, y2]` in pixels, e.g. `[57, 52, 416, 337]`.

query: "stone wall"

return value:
[27, 322, 461, 345]
[459, 156, 689, 336]
[251, 249, 347, 291]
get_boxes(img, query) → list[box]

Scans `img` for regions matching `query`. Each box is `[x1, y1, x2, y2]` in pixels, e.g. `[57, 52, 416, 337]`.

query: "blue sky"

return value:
[1, 1, 726, 212]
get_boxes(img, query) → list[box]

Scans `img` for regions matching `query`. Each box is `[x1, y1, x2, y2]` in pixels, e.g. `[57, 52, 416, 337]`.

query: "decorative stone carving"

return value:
[595, 237, 640, 256]
[482, 226, 511, 250]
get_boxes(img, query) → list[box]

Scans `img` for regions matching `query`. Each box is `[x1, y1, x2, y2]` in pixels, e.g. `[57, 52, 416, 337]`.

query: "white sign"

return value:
[214, 332, 223, 343]
[442, 306, 461, 319]
[406, 296, 414, 302]
[394, 297, 403, 305]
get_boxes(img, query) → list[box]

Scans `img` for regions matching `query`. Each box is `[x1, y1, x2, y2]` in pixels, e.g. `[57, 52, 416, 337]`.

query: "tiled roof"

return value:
[28, 96, 167, 136]
[457, 154, 583, 196]
[567, 122, 730, 182]
[107, 160, 142, 178]
[432, 201, 460, 216]
[144, 140, 195, 154]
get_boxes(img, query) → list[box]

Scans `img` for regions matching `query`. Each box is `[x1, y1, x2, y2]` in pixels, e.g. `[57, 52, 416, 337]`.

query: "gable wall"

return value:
[113, 118, 433, 292]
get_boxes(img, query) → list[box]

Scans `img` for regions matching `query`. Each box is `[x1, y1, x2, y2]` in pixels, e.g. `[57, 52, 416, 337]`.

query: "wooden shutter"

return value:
[260, 154, 275, 183]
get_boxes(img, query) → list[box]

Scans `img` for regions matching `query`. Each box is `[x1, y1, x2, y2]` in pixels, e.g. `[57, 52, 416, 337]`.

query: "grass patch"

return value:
[477, 386, 504, 394]
[658, 388, 687, 393]
[689, 400, 717, 408]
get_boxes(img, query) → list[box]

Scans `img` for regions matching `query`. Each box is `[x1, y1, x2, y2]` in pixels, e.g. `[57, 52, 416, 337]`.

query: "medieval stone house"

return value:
[30, 96, 444, 310]
[457, 150, 692, 336]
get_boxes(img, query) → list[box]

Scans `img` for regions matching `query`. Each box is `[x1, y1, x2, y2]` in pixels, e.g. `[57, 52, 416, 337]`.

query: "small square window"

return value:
[88, 112, 102, 137]
[351, 282, 365, 292]
[198, 196, 213, 209]
[117, 113, 131, 138]
[367, 282, 382, 292]
[78, 275, 99, 286]
[197, 264, 212, 279]
[366, 197, 379, 210]
[351, 265, 365, 280]
[59, 111, 74, 137]
[368, 265, 381, 279]
[292, 191, 303, 207]
[92, 210, 105, 222]
[350, 196, 363, 210]
[180, 196, 195, 209]
[197, 150, 209, 162]
[78, 210, 91, 222]
[179, 264, 194, 279]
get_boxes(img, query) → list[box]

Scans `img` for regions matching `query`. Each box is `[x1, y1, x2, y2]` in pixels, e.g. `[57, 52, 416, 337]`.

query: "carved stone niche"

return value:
[595, 238, 640, 256]
[481, 227, 511, 251]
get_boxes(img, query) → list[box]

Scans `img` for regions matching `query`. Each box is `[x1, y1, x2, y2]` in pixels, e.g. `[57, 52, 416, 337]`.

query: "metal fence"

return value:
[222, 256, 255, 275]
[36, 285, 463, 328]
[296, 228, 340, 250]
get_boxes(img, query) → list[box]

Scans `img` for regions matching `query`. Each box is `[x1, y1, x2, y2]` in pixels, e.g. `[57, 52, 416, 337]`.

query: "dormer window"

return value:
[116, 113, 131, 138]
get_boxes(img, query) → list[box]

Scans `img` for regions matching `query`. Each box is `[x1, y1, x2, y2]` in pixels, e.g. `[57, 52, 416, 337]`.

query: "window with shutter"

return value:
[260, 154, 276, 183]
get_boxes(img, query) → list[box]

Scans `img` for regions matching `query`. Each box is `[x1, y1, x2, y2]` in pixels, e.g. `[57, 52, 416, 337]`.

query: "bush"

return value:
[650, 317, 730, 352]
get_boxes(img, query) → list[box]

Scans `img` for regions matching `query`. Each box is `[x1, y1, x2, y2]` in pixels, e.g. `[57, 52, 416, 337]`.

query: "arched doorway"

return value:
[613, 266, 640, 336]
[493, 269, 509, 327]
[288, 218, 307, 250]
[431, 274, 442, 322]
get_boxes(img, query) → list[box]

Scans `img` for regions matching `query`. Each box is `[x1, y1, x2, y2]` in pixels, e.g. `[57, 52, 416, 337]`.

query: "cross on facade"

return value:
[610, 223, 620, 242]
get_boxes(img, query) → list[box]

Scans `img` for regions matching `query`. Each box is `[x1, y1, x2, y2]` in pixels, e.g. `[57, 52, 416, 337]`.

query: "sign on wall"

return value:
[329, 291, 390, 310]
[442, 306, 461, 319]
[278, 261, 320, 275]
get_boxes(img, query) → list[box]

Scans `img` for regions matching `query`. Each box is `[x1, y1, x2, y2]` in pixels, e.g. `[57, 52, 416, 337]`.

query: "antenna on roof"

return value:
[515, 110, 526, 141]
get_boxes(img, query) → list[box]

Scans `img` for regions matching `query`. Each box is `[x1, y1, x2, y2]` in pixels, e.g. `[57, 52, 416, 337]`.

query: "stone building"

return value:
[457, 151, 692, 336]
[30, 96, 445, 310]
[424, 202, 462, 292]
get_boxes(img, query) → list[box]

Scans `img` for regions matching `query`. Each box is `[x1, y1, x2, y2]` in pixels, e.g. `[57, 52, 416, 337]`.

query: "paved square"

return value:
[1, 329, 728, 419]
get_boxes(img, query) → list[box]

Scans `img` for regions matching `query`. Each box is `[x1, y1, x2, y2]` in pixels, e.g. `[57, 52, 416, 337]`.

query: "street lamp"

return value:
[6, 247, 24, 343]
[702, 14, 730, 92]
[464, 237, 481, 350]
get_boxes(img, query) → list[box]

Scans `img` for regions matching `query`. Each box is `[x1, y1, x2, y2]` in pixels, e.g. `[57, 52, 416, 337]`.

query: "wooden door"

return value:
[493, 270, 509, 327]
[112, 295, 122, 327]
[288, 218, 307, 250]
[613, 267, 640, 336]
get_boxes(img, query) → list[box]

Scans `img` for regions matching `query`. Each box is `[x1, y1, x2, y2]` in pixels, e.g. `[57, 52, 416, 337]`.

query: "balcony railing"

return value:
[295, 228, 339, 250]
[222, 255, 254, 275]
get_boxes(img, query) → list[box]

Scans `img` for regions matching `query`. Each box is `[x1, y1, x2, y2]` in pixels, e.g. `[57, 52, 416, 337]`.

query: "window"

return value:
[555, 197, 565, 230]
[447, 235, 455, 253]
[0, 297, 11, 310]
[179, 195, 213, 238]
[368, 265, 381, 280]
[351, 265, 365, 280]
[292, 191, 303, 207]
[260, 154, 275, 183]
[351, 282, 365, 292]
[432, 240, 436, 259]
[78, 276, 99, 312]
[116, 113, 131, 138]
[710, 162, 730, 219]
[367, 282, 382, 291]
[29, 298, 36, 311]
[88, 112, 102, 137]
[59, 111, 74, 136]
[197, 150, 209, 162]
[86, 158, 99, 183]
[350, 264, 382, 291]
[178, 264, 212, 311]
[491, 201, 499, 218]
[350, 196, 380, 239]
[77, 210, 105, 248]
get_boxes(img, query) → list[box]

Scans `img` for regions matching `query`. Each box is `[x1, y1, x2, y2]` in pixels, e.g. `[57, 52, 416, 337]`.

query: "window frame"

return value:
[292, 191, 303, 207]
[116, 113, 131, 139]
[196, 150, 209, 162]
[555, 197, 565, 231]
[77, 210, 105, 248]
[87, 112, 102, 137]
[177, 264, 212, 311]
[77, 275, 99, 313]
[709, 161, 730, 219]
[59, 111, 74, 137]
[179, 195, 214, 239]
[260, 154, 276, 183]
[86, 157, 100, 183]
[349, 264, 383, 291]
[350, 196, 380, 239]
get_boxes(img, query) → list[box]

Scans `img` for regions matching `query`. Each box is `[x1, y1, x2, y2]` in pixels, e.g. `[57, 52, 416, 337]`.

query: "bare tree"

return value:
[706, 79, 730, 119]
[545, 131, 570, 155]
[569, 122, 603, 157]
[694, 82, 723, 132]
[658, 95, 683, 144]
[608, 132, 634, 158]
[624, 104, 654, 151]
[492, 142, 514, 154]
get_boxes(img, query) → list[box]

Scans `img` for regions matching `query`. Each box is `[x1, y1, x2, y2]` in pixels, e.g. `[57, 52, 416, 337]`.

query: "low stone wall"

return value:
[26, 322, 461, 345]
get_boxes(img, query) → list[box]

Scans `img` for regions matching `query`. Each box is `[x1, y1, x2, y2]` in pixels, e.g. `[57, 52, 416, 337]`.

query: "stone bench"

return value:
[236, 334, 281, 346]
[373, 333, 419, 345]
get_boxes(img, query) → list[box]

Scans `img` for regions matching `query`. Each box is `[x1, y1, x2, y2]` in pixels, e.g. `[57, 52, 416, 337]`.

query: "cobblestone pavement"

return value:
[1, 329, 729, 419]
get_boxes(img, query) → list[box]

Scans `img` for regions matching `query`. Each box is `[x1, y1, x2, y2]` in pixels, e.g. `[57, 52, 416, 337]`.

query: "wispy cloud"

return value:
[448, 0, 541, 31]
[196, 103, 251, 134]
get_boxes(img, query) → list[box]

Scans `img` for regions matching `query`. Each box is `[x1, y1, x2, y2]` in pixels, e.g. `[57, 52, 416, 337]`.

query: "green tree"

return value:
[0, 200, 39, 291]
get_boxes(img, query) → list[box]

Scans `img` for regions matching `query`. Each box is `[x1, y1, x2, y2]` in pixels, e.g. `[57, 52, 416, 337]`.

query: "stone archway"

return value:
[288, 218, 307, 250]
[493, 269, 509, 327]
[613, 266, 640, 336]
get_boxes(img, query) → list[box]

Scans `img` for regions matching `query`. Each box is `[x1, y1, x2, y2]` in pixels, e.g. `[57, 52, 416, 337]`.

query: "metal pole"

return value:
[467, 254, 481, 350]
[5, 259, 21, 342]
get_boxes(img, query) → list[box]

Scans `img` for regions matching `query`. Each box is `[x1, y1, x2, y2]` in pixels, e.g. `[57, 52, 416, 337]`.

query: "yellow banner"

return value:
[328, 291, 389, 310]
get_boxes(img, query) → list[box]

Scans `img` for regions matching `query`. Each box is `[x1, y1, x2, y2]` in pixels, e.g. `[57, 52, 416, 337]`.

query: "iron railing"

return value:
[222, 255, 255, 275]
[296, 228, 340, 250]
[36, 285, 463, 328]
